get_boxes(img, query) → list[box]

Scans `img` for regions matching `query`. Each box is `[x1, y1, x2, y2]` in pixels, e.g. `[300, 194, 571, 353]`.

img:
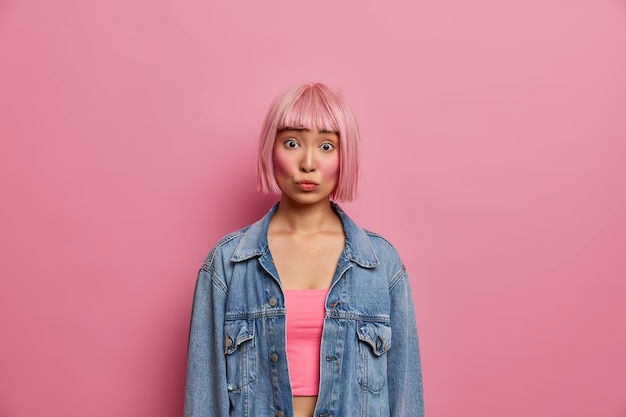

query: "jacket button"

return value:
[276, 412, 285, 417]
[270, 353, 279, 363]
[225, 336, 233, 348]
[269, 297, 277, 307]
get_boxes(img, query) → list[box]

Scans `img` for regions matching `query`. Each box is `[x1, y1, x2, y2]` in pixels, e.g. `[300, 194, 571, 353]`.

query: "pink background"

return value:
[1, 0, 625, 416]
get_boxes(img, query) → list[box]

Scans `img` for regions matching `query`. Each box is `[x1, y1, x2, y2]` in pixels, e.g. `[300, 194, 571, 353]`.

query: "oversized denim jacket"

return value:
[185, 203, 424, 417]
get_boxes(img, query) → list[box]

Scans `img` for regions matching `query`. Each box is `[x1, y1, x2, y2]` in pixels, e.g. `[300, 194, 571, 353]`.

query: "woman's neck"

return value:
[271, 197, 340, 235]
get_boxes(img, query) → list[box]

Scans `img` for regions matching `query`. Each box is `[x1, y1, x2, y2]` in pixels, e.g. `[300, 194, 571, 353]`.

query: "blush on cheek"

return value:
[320, 158, 340, 182]
[272, 149, 291, 176]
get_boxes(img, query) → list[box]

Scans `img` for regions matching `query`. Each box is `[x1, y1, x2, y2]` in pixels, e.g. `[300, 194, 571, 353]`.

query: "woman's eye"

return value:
[321, 143, 335, 151]
[285, 139, 299, 148]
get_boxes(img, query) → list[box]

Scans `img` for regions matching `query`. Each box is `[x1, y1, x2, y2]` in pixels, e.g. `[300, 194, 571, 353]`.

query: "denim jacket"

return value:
[185, 203, 424, 417]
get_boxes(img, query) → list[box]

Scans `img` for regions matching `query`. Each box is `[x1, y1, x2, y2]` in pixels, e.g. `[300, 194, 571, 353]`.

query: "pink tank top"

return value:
[284, 289, 328, 396]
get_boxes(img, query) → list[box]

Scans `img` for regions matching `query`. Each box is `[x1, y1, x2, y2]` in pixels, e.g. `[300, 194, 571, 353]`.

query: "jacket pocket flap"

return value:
[357, 321, 391, 356]
[224, 319, 254, 354]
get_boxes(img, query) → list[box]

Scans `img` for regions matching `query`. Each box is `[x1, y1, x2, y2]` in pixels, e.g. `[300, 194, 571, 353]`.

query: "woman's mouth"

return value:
[296, 181, 317, 191]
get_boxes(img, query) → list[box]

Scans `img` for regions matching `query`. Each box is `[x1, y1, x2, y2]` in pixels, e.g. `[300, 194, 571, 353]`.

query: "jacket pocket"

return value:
[356, 321, 391, 392]
[224, 319, 257, 391]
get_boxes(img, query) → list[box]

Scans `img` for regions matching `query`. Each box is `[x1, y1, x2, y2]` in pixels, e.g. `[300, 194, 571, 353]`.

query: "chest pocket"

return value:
[224, 319, 257, 391]
[356, 321, 392, 392]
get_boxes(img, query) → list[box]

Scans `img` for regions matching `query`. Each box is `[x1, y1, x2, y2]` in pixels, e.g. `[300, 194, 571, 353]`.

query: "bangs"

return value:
[277, 89, 340, 133]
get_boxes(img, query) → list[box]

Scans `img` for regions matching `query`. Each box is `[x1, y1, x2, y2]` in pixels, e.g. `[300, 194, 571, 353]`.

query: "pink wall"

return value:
[1, 0, 625, 416]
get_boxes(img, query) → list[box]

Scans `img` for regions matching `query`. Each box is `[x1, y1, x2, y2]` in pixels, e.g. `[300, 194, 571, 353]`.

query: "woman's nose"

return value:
[300, 149, 316, 172]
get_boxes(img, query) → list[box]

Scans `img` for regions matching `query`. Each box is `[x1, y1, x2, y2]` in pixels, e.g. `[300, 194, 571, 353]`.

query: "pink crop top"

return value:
[284, 289, 328, 396]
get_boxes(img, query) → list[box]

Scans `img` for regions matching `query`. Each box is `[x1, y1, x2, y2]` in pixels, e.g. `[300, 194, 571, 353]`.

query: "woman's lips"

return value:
[296, 181, 317, 191]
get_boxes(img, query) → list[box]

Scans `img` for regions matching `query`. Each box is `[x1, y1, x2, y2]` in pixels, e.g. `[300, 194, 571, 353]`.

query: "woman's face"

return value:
[273, 128, 340, 205]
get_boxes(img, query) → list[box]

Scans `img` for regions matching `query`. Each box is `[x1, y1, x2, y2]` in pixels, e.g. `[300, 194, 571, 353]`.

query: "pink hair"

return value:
[257, 82, 360, 202]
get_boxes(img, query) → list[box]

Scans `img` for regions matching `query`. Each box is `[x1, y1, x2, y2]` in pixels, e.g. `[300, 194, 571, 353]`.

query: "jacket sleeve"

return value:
[184, 261, 230, 417]
[387, 267, 425, 417]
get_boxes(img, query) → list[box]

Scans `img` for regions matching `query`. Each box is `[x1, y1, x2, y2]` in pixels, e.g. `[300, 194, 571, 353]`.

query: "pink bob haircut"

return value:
[257, 82, 361, 202]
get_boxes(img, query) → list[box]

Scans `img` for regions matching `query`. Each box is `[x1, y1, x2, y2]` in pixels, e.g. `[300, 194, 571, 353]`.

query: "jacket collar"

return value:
[231, 202, 379, 268]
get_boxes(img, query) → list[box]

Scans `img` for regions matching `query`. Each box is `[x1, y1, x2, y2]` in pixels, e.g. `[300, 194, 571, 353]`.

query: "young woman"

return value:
[185, 83, 424, 417]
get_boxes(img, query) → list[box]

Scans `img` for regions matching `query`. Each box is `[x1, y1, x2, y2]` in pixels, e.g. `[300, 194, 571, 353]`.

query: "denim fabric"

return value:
[185, 203, 424, 417]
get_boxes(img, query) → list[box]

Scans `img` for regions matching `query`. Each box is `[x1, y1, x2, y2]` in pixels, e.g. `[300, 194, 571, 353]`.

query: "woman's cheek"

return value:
[272, 150, 292, 176]
[321, 156, 340, 182]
